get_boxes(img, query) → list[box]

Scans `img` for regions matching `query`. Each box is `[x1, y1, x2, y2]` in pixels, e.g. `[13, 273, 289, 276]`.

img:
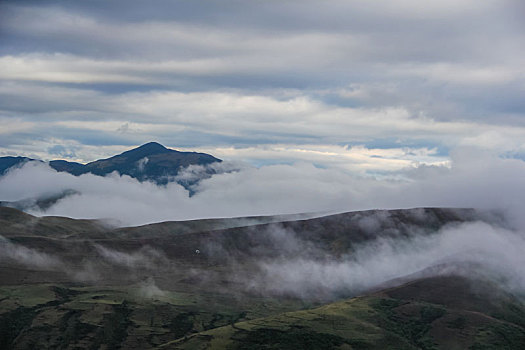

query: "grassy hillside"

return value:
[1, 206, 523, 349]
[162, 276, 525, 350]
[0, 283, 308, 349]
[2, 275, 521, 349]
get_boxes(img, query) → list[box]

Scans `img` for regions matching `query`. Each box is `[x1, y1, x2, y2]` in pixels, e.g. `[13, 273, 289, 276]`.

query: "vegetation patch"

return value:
[0, 306, 37, 349]
[51, 286, 82, 301]
[57, 309, 98, 348]
[372, 298, 446, 350]
[470, 322, 525, 349]
[169, 312, 195, 339]
[0, 285, 56, 309]
[233, 327, 349, 350]
[91, 300, 133, 350]
[447, 316, 467, 330]
[490, 302, 525, 329]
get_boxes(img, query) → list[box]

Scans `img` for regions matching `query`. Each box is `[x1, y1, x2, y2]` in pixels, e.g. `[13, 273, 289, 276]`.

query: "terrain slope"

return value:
[0, 207, 522, 349]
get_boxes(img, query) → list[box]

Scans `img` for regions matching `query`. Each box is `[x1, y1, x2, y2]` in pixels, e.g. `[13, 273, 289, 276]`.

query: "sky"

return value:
[0, 1, 525, 224]
[1, 0, 524, 172]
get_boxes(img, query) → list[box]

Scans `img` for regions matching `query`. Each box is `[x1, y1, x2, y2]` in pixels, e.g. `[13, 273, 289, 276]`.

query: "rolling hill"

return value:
[1, 206, 524, 348]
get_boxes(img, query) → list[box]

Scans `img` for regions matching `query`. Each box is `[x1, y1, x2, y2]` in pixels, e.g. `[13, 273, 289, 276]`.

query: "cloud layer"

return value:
[0, 1, 524, 169]
[0, 147, 523, 227]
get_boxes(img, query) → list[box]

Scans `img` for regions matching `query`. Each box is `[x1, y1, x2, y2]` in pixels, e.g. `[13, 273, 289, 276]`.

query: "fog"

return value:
[94, 244, 167, 270]
[250, 221, 525, 298]
[0, 235, 63, 271]
[0, 148, 524, 227]
[0, 235, 174, 299]
[2, 212, 525, 301]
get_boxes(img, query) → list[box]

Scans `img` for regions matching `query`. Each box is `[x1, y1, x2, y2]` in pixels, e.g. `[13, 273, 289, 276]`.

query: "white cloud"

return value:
[186, 144, 449, 174]
[0, 148, 524, 227]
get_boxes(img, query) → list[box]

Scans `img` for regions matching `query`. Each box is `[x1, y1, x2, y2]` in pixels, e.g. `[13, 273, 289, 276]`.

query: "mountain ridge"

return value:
[0, 142, 221, 186]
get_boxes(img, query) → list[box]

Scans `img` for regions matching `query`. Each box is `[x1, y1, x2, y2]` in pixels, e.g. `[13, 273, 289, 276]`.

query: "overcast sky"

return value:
[1, 0, 524, 173]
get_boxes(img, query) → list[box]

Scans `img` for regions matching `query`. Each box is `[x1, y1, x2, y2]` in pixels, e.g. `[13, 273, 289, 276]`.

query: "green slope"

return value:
[0, 283, 309, 349]
[2, 276, 523, 349]
[160, 276, 525, 350]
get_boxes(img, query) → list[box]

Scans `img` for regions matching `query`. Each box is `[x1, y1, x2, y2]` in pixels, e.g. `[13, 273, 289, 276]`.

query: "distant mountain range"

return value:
[0, 142, 221, 186]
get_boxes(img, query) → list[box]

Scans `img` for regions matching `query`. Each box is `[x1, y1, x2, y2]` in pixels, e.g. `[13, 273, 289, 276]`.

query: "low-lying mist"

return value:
[0, 236, 169, 287]
[0, 147, 524, 227]
[249, 221, 525, 299]
[2, 209, 525, 302]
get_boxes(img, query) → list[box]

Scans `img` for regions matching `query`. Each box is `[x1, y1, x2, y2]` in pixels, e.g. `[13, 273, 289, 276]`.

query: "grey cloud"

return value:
[3, 82, 524, 158]
[2, 1, 515, 61]
[1, 2, 522, 85]
[0, 1, 524, 178]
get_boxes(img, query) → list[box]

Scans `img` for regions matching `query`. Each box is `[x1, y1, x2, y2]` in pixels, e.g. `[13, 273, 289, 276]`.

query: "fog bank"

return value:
[0, 148, 524, 226]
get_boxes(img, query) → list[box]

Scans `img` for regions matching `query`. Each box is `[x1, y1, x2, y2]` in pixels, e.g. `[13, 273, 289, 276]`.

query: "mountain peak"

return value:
[118, 142, 171, 158]
[0, 142, 221, 187]
[135, 142, 168, 152]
